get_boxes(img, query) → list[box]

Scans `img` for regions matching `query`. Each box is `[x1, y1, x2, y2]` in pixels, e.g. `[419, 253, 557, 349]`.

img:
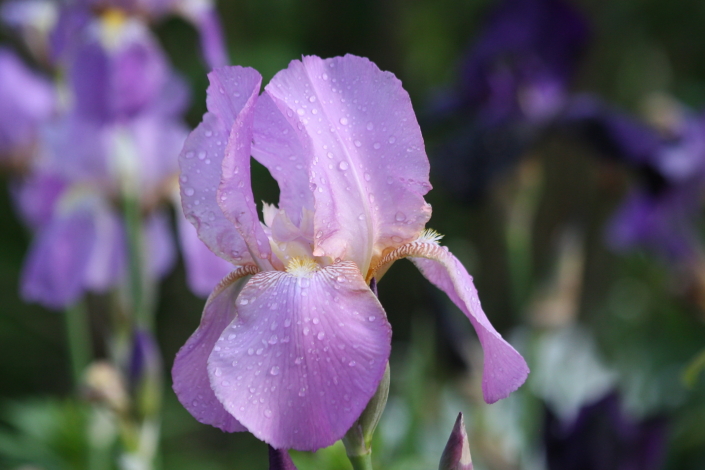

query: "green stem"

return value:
[123, 196, 150, 329]
[348, 452, 374, 470]
[64, 301, 91, 389]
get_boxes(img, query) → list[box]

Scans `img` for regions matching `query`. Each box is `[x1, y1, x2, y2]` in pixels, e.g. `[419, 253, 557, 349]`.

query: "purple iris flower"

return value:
[0, 47, 55, 166]
[429, 0, 589, 201]
[544, 392, 668, 470]
[16, 11, 188, 308]
[564, 96, 705, 262]
[71, 0, 228, 69]
[171, 55, 529, 451]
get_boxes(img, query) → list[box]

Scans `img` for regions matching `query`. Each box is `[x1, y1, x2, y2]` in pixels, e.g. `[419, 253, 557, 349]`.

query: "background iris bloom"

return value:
[172, 54, 529, 451]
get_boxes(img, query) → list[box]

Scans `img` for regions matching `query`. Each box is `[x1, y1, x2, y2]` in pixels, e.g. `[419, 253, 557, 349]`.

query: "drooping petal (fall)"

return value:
[172, 272, 253, 433]
[408, 243, 528, 403]
[208, 261, 391, 450]
[252, 93, 314, 226]
[21, 208, 96, 309]
[179, 68, 260, 267]
[265, 55, 432, 273]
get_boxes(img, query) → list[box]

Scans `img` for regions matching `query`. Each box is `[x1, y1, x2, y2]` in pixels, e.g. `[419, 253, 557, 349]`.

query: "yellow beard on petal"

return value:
[285, 257, 320, 277]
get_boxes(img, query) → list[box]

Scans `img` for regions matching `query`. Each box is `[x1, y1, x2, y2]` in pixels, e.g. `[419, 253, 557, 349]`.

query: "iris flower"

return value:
[172, 55, 529, 450]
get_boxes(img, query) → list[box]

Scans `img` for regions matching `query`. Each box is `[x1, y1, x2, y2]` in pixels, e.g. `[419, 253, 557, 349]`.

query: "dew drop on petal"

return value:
[368, 316, 376, 322]
[270, 366, 280, 376]
[338, 161, 349, 170]
[317, 332, 325, 340]
[395, 212, 406, 222]
[264, 409, 273, 418]
[354, 140, 362, 147]
[184, 187, 195, 196]
[373, 142, 381, 149]
[367, 122, 374, 131]
[309, 96, 317, 103]
[339, 117, 348, 125]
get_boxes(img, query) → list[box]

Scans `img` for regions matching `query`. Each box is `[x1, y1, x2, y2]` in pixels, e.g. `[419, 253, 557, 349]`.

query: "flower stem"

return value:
[123, 196, 151, 329]
[348, 453, 374, 470]
[64, 301, 91, 389]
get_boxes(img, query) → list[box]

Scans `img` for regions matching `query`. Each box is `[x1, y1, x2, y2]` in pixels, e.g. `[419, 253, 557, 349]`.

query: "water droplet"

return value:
[395, 212, 406, 222]
[198, 151, 206, 160]
[312, 318, 320, 324]
[338, 161, 349, 170]
[295, 357, 303, 365]
[358, 214, 365, 220]
[354, 140, 362, 147]
[317, 332, 325, 340]
[284, 319, 292, 327]
[297, 108, 305, 116]
[214, 368, 222, 377]
[309, 96, 317, 103]
[185, 151, 195, 159]
[322, 73, 329, 81]
[373, 142, 381, 149]
[348, 360, 356, 367]
[204, 129, 212, 137]
[270, 366, 280, 376]
[367, 122, 374, 131]
[239, 298, 249, 305]
[256, 348, 263, 355]
[264, 409, 273, 418]
[299, 388, 307, 397]
[339, 117, 348, 125]
[368, 316, 376, 322]
[184, 187, 195, 196]
[389, 136, 396, 144]
[364, 172, 371, 181]
[303, 327, 310, 336]
[268, 335, 278, 344]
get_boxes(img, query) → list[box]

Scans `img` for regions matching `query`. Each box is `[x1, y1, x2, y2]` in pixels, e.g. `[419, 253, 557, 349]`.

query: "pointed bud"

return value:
[439, 413, 473, 470]
[343, 361, 390, 459]
[268, 445, 298, 470]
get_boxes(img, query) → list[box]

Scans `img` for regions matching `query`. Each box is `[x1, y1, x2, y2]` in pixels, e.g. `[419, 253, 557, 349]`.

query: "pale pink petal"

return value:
[176, 203, 234, 297]
[410, 246, 528, 403]
[208, 262, 391, 450]
[179, 67, 259, 266]
[252, 93, 314, 226]
[265, 55, 432, 273]
[172, 276, 248, 433]
[211, 67, 274, 268]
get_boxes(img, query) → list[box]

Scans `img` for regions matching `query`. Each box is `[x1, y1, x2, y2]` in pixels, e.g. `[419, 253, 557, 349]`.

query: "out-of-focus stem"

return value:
[348, 453, 374, 470]
[64, 301, 91, 389]
[123, 196, 151, 329]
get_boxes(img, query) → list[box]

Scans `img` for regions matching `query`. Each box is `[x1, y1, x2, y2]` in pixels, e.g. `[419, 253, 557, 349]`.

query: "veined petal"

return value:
[208, 261, 391, 451]
[179, 67, 262, 267]
[212, 67, 275, 269]
[394, 241, 528, 403]
[252, 93, 314, 226]
[172, 269, 258, 433]
[265, 54, 432, 273]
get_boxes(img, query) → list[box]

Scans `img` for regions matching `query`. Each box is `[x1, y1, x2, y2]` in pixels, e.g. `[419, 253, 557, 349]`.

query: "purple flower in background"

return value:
[16, 11, 189, 308]
[544, 392, 668, 470]
[564, 95, 705, 262]
[172, 55, 529, 451]
[0, 47, 55, 166]
[429, 0, 589, 201]
[70, 0, 227, 68]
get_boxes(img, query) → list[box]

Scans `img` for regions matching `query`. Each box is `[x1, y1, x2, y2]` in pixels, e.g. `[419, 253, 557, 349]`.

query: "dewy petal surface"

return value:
[208, 261, 391, 451]
[179, 67, 263, 267]
[212, 66, 274, 268]
[172, 275, 249, 433]
[265, 55, 432, 273]
[252, 93, 314, 226]
[408, 244, 529, 403]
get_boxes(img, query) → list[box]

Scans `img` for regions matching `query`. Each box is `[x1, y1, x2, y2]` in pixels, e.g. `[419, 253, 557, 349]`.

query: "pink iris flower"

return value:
[172, 54, 529, 451]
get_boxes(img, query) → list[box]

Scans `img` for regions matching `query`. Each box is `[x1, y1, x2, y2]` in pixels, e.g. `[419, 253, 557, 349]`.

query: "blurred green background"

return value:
[2, 0, 705, 469]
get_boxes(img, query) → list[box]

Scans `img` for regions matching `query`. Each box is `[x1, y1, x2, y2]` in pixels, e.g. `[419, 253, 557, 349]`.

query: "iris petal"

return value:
[265, 55, 432, 273]
[408, 244, 529, 403]
[172, 274, 250, 433]
[208, 261, 391, 451]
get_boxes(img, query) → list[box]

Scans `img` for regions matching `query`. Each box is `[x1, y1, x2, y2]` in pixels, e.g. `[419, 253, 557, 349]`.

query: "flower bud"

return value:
[268, 445, 298, 470]
[439, 413, 473, 470]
